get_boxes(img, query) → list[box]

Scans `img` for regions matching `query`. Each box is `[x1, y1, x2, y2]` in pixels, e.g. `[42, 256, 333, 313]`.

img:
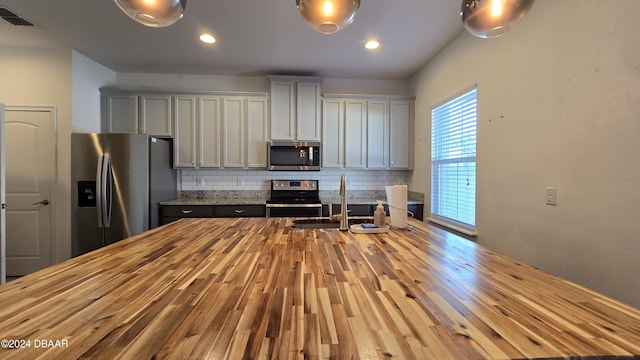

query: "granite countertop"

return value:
[320, 198, 423, 205]
[159, 198, 268, 206]
[162, 190, 425, 207]
[160, 198, 423, 206]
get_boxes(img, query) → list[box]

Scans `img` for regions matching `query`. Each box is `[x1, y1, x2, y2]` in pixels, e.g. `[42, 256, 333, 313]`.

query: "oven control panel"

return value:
[271, 180, 318, 191]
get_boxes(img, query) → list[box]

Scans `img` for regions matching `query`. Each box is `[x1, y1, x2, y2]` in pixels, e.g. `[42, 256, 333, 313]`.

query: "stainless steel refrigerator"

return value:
[71, 133, 177, 257]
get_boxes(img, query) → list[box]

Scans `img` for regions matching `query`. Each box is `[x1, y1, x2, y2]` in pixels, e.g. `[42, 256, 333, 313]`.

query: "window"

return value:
[431, 86, 477, 229]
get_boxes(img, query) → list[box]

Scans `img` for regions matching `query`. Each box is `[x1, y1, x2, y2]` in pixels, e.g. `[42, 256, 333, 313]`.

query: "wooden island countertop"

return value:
[1, 218, 639, 359]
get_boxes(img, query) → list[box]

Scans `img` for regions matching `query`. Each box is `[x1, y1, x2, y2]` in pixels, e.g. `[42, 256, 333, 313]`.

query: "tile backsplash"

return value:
[179, 168, 413, 192]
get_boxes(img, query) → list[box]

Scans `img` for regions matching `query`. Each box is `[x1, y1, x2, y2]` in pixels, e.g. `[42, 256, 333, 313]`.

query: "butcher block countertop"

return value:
[1, 218, 640, 359]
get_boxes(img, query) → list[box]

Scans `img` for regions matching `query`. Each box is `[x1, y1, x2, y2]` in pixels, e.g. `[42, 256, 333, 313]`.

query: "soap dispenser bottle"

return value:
[374, 200, 386, 227]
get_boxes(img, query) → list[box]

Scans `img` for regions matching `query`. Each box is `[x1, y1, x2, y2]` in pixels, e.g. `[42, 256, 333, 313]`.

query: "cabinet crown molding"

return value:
[322, 93, 415, 100]
[100, 88, 269, 97]
[267, 75, 322, 84]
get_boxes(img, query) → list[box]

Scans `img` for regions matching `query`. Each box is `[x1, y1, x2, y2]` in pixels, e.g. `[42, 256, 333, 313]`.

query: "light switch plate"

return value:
[545, 187, 557, 206]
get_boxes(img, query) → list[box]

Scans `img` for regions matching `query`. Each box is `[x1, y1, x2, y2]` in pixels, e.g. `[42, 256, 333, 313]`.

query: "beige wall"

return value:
[411, 0, 640, 307]
[0, 47, 73, 263]
[72, 50, 117, 132]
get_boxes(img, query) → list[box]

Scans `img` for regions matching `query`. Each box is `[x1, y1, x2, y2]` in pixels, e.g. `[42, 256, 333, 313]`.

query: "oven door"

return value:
[266, 203, 322, 218]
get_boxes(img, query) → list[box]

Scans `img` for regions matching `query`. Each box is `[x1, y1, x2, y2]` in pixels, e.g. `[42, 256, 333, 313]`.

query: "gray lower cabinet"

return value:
[214, 205, 266, 218]
[160, 203, 421, 225]
[323, 203, 423, 221]
[160, 204, 265, 225]
[329, 204, 372, 217]
[160, 205, 214, 224]
[407, 204, 424, 221]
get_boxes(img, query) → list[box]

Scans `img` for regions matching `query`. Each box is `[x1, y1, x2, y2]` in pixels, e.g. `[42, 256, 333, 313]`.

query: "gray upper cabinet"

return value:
[221, 97, 245, 168]
[321, 97, 367, 169]
[389, 100, 412, 169]
[245, 96, 269, 168]
[173, 94, 268, 170]
[296, 81, 322, 141]
[101, 83, 409, 171]
[103, 93, 139, 133]
[101, 89, 267, 170]
[269, 81, 294, 140]
[173, 95, 224, 169]
[268, 76, 321, 141]
[222, 96, 269, 169]
[322, 95, 414, 170]
[101, 90, 172, 137]
[140, 95, 172, 137]
[173, 95, 199, 168]
[344, 99, 366, 168]
[199, 96, 222, 168]
[321, 99, 344, 168]
[366, 100, 390, 169]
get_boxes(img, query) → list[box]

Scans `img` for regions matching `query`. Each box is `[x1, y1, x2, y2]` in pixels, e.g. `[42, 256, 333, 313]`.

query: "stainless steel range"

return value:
[265, 180, 322, 217]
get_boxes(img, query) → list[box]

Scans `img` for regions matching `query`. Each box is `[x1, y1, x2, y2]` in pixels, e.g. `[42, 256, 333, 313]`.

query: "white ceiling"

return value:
[0, 0, 464, 80]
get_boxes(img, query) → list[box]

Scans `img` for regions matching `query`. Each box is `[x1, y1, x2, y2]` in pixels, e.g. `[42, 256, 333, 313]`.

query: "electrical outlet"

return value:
[237, 178, 245, 186]
[196, 177, 205, 187]
[545, 187, 557, 206]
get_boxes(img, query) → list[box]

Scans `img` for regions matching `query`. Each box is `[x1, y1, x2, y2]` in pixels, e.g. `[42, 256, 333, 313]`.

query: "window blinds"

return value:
[431, 87, 477, 227]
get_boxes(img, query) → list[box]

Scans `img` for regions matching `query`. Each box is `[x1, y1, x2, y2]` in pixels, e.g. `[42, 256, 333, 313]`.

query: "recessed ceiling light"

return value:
[365, 40, 380, 50]
[199, 34, 216, 44]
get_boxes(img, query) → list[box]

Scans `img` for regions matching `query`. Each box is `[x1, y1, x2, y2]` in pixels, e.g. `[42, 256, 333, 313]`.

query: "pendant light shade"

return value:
[296, 0, 360, 34]
[114, 0, 186, 28]
[461, 0, 534, 38]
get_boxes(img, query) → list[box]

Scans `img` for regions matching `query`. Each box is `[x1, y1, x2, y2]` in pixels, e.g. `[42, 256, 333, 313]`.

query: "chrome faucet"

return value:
[339, 174, 348, 231]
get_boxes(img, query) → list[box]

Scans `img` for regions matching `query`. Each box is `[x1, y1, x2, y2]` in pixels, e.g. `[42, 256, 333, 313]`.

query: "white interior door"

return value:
[0, 104, 6, 284]
[5, 107, 55, 276]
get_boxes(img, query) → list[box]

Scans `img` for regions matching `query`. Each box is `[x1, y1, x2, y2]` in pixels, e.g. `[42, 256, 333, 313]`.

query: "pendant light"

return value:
[296, 0, 360, 34]
[461, 0, 534, 38]
[114, 0, 187, 28]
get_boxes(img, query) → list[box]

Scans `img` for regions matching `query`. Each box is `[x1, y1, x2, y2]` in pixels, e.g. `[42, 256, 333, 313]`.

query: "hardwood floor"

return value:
[0, 217, 639, 359]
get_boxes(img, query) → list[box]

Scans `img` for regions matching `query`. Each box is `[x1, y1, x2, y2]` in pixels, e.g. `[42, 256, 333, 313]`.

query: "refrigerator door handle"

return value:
[96, 155, 105, 228]
[104, 155, 113, 228]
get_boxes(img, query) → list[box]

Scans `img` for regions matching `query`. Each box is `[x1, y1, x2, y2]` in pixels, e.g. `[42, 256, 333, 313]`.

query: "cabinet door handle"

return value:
[181, 210, 193, 214]
[234, 209, 246, 214]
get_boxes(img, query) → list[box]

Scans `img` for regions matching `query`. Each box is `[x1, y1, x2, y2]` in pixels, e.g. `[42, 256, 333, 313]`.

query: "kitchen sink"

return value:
[290, 216, 374, 229]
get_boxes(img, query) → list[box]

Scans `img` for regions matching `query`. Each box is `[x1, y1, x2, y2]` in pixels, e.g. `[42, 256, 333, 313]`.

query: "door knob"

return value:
[33, 199, 50, 206]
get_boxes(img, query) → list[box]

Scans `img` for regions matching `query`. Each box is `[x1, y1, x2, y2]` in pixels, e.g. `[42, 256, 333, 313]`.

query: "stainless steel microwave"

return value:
[268, 140, 321, 171]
